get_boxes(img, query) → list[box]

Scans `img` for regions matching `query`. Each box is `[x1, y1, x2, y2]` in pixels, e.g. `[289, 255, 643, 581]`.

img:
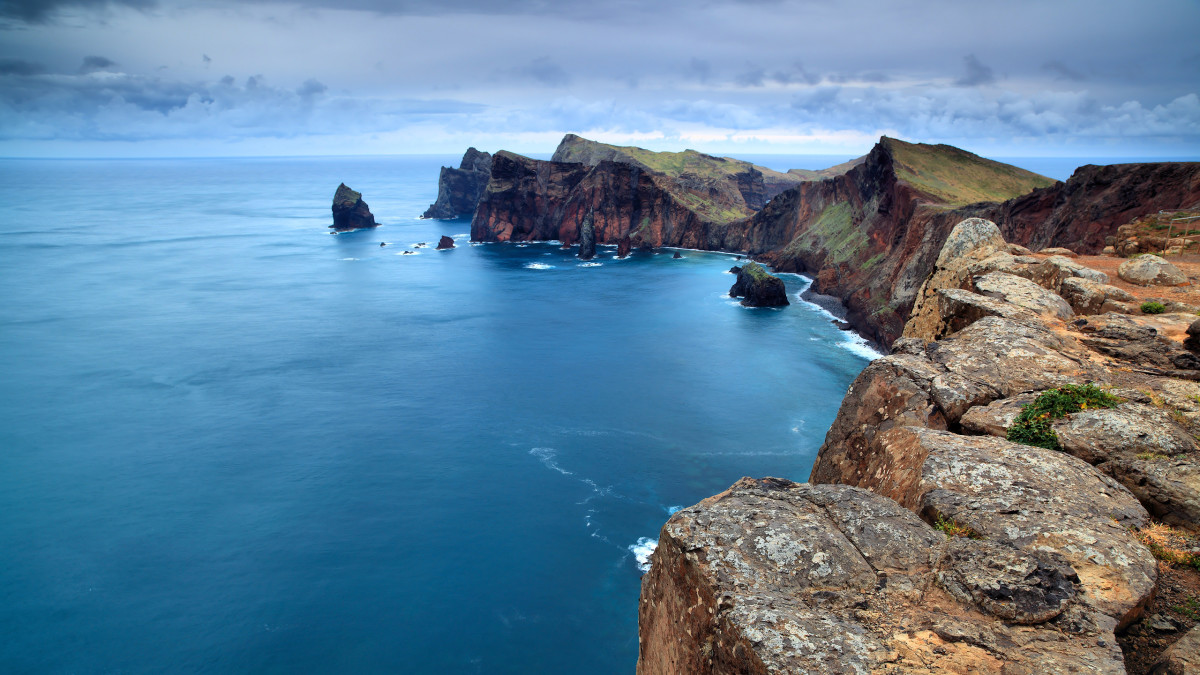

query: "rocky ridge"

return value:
[638, 219, 1200, 674]
[470, 136, 1200, 349]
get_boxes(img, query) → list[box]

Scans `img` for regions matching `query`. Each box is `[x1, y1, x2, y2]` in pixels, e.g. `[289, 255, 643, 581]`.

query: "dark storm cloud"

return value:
[80, 55, 116, 72]
[0, 57, 45, 75]
[956, 54, 995, 87]
[1042, 60, 1085, 82]
[0, 0, 154, 22]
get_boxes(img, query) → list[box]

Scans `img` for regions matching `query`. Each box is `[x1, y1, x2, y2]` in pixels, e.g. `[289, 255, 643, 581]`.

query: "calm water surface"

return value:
[0, 156, 880, 673]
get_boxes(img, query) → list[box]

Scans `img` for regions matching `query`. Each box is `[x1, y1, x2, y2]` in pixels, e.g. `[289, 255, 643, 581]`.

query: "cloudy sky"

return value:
[1, 0, 1198, 158]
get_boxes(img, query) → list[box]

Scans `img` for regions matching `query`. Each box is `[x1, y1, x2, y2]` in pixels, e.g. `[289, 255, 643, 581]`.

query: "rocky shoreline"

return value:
[638, 219, 1200, 674]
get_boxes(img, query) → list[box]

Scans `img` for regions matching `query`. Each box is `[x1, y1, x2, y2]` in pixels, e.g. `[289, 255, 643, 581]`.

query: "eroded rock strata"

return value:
[471, 135, 1200, 348]
[638, 219, 1200, 674]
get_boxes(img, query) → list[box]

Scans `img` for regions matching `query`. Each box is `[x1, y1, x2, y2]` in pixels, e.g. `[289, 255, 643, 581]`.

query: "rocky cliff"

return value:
[422, 147, 493, 219]
[638, 219, 1200, 674]
[472, 136, 1200, 349]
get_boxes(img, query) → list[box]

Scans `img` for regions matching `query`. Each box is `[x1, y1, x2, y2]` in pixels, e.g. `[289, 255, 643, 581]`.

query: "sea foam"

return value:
[629, 537, 657, 573]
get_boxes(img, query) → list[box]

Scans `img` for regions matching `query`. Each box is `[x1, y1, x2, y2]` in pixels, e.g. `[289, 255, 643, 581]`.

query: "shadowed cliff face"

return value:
[471, 137, 1200, 349]
[422, 148, 493, 219]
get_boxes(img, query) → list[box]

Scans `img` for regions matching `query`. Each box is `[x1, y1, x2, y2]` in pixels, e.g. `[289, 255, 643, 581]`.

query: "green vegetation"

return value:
[883, 137, 1056, 207]
[933, 515, 982, 539]
[1174, 597, 1200, 621]
[1141, 301, 1166, 314]
[741, 262, 771, 282]
[1007, 384, 1121, 450]
[1136, 452, 1171, 461]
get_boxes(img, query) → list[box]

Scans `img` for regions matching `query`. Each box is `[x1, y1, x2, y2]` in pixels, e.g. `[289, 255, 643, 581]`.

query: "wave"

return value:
[794, 289, 884, 361]
[578, 262, 602, 268]
[524, 263, 555, 270]
[629, 537, 657, 573]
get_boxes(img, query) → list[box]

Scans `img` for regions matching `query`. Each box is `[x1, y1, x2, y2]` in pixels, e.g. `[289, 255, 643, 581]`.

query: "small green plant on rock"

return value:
[1007, 384, 1121, 450]
[1174, 596, 1200, 621]
[1141, 301, 1166, 314]
[933, 515, 982, 539]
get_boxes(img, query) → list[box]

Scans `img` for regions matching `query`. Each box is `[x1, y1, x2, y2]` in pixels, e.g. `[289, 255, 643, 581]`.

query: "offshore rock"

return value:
[436, 235, 455, 250]
[637, 478, 1125, 675]
[616, 236, 631, 259]
[1118, 254, 1189, 287]
[331, 183, 377, 231]
[728, 262, 789, 307]
[422, 148, 492, 219]
[578, 210, 596, 260]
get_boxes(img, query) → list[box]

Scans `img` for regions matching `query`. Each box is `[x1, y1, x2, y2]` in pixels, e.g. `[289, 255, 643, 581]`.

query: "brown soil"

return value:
[1119, 560, 1200, 674]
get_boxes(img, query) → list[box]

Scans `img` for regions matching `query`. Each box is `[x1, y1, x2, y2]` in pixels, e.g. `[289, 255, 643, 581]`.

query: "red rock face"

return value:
[471, 146, 1200, 349]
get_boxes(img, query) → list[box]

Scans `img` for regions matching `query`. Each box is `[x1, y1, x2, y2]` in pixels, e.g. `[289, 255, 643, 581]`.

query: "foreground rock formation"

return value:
[638, 219, 1200, 674]
[331, 183, 377, 231]
[728, 263, 789, 307]
[422, 148, 493, 219]
[470, 135, 1200, 347]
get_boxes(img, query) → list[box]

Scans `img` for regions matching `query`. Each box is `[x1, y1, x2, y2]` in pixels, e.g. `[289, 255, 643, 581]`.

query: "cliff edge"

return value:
[638, 219, 1200, 674]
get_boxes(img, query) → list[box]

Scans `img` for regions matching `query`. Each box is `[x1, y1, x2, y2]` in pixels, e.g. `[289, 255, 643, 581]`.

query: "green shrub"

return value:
[1007, 384, 1121, 450]
[1141, 301, 1165, 314]
[933, 515, 982, 539]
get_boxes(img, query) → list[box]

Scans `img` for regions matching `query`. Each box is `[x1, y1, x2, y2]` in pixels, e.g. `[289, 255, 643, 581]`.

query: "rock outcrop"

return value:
[578, 210, 596, 260]
[436, 235, 455, 250]
[471, 136, 1200, 348]
[638, 478, 1126, 675]
[728, 263, 789, 307]
[422, 148, 493, 219]
[331, 183, 377, 231]
[639, 218, 1200, 673]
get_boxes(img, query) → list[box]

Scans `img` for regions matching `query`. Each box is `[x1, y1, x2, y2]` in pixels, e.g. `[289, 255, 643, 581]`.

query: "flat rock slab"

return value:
[973, 272, 1075, 321]
[1151, 623, 1200, 675]
[637, 479, 1126, 675]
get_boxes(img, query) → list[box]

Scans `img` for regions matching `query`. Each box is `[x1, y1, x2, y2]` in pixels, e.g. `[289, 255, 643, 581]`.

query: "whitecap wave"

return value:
[666, 505, 682, 515]
[629, 537, 657, 573]
[578, 262, 602, 267]
[337, 257, 359, 261]
[839, 333, 885, 360]
[524, 263, 554, 270]
[529, 447, 572, 475]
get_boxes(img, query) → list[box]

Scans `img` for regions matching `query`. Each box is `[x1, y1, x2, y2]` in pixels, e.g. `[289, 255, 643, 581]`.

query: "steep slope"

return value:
[422, 147, 493, 219]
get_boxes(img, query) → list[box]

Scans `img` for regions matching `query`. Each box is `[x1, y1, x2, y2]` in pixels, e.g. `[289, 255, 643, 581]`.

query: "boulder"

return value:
[1060, 277, 1137, 315]
[1186, 318, 1200, 352]
[728, 262, 789, 307]
[1150, 622, 1200, 675]
[637, 478, 1126, 675]
[331, 183, 377, 231]
[934, 288, 1042, 338]
[972, 272, 1074, 321]
[960, 395, 1036, 437]
[1076, 313, 1200, 372]
[1119, 254, 1189, 286]
[436, 235, 455, 250]
[1040, 246, 1078, 257]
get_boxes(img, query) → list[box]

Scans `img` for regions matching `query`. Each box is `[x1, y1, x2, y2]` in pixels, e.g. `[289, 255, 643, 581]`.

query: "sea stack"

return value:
[578, 210, 596, 261]
[436, 235, 455, 250]
[331, 183, 377, 231]
[728, 262, 789, 307]
[616, 236, 631, 259]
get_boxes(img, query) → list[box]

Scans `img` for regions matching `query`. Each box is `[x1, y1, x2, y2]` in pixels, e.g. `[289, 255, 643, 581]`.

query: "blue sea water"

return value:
[0, 156, 879, 674]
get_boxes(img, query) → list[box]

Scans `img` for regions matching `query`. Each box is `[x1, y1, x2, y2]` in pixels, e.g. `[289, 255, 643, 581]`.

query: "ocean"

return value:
[0, 155, 879, 673]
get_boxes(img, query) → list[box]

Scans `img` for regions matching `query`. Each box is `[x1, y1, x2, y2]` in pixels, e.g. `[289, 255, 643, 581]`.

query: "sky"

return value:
[0, 0, 1198, 158]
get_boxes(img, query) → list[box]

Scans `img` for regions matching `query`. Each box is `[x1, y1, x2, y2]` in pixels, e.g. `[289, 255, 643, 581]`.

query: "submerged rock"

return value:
[331, 183, 377, 231]
[436, 235, 455, 250]
[728, 262, 788, 307]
